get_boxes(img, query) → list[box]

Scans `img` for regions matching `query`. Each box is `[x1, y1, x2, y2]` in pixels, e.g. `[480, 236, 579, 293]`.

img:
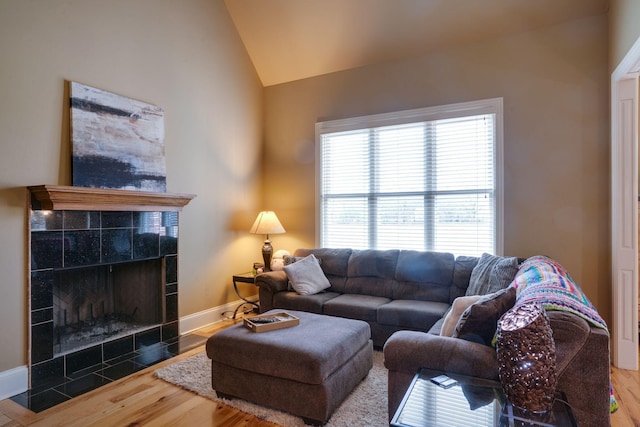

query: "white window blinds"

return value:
[316, 98, 503, 256]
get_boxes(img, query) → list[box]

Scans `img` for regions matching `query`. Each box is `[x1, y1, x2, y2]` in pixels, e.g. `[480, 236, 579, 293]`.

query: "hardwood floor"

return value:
[611, 361, 640, 427]
[0, 319, 277, 427]
[1, 318, 639, 426]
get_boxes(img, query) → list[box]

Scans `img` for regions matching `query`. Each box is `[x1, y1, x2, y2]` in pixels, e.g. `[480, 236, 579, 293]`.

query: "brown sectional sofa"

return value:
[256, 248, 476, 347]
[255, 248, 611, 427]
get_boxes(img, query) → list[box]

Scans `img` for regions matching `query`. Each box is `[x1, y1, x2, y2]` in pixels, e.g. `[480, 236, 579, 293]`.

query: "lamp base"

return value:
[262, 239, 273, 272]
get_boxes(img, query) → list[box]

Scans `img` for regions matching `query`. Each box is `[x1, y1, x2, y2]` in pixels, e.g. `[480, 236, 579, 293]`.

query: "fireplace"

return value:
[28, 185, 193, 388]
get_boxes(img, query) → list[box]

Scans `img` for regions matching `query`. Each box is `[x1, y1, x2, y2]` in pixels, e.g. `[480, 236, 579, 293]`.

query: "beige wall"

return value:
[609, 0, 640, 72]
[609, 0, 640, 193]
[0, 0, 263, 372]
[264, 15, 611, 323]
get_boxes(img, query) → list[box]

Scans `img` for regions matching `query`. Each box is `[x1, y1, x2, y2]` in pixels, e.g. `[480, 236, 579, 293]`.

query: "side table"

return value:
[232, 272, 260, 319]
[391, 368, 577, 427]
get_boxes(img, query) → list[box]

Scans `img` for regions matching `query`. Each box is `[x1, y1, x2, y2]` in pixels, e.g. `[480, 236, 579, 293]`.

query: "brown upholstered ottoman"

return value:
[205, 309, 373, 425]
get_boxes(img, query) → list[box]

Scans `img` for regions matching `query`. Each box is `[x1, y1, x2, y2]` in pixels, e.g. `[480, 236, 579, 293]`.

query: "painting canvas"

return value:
[70, 81, 167, 192]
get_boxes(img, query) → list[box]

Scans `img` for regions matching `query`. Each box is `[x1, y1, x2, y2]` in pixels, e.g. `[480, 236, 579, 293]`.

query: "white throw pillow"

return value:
[440, 295, 483, 336]
[283, 254, 331, 295]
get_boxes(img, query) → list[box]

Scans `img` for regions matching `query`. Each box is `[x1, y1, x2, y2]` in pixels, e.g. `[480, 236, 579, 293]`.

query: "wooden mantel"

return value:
[28, 185, 196, 212]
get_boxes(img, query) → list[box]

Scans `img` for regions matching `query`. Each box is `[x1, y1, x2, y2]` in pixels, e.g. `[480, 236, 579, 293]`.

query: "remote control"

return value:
[252, 318, 278, 324]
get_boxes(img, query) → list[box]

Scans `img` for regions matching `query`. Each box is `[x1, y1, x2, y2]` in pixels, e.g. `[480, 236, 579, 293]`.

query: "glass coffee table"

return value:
[391, 368, 578, 427]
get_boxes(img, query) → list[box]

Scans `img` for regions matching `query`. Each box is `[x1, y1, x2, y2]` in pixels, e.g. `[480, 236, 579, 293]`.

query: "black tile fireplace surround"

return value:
[29, 209, 180, 389]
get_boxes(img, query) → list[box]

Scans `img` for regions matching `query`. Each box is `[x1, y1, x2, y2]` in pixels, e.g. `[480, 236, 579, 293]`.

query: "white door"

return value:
[612, 75, 639, 369]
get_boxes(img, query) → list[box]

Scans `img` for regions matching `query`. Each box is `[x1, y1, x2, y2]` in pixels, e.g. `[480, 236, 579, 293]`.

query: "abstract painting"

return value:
[70, 81, 166, 192]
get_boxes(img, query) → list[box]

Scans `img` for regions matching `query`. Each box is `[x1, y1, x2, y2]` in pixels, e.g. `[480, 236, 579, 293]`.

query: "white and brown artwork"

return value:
[70, 81, 166, 192]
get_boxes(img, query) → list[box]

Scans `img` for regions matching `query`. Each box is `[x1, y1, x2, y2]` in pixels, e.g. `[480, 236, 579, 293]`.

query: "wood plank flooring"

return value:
[0, 319, 276, 427]
[611, 363, 640, 427]
[1, 318, 639, 426]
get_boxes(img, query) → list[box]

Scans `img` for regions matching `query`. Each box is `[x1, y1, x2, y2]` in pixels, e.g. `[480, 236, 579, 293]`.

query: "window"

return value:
[316, 98, 503, 256]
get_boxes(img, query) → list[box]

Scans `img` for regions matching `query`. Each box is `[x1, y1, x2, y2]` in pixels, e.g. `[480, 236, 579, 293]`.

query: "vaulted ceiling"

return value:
[224, 0, 610, 86]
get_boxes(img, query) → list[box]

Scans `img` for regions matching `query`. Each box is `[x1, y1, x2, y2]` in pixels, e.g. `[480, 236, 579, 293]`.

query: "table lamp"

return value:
[249, 211, 285, 272]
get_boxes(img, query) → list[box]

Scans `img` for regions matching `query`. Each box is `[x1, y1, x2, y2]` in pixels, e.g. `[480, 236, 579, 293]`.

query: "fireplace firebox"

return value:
[53, 258, 164, 356]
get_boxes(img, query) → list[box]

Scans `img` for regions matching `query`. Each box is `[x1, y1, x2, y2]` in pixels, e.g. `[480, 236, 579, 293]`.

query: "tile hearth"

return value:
[11, 332, 207, 413]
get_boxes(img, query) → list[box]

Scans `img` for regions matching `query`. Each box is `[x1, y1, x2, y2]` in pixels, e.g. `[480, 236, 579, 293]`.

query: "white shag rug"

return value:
[155, 350, 388, 427]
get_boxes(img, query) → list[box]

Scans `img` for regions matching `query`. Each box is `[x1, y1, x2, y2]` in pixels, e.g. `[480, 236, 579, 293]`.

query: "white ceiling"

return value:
[224, 0, 609, 87]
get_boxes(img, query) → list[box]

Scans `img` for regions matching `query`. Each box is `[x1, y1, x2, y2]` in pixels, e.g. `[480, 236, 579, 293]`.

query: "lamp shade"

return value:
[249, 211, 286, 236]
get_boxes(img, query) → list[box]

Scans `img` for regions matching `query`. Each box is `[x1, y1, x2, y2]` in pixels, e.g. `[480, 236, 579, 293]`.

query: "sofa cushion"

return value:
[348, 249, 399, 278]
[345, 276, 397, 299]
[377, 299, 450, 330]
[343, 250, 399, 298]
[453, 287, 517, 346]
[450, 255, 480, 301]
[294, 248, 351, 277]
[440, 295, 483, 336]
[323, 294, 391, 322]
[427, 317, 445, 335]
[273, 291, 341, 314]
[392, 250, 455, 303]
[465, 253, 519, 296]
[394, 250, 455, 285]
[294, 248, 352, 292]
[284, 254, 331, 295]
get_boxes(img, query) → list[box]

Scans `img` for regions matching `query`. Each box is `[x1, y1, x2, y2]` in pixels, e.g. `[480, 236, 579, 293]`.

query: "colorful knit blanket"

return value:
[510, 255, 608, 331]
[509, 255, 617, 413]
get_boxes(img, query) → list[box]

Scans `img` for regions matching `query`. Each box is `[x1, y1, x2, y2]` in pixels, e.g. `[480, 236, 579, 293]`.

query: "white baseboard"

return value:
[179, 297, 258, 335]
[0, 365, 28, 400]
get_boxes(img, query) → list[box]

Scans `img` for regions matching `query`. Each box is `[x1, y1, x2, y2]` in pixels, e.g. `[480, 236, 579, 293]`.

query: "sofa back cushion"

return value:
[392, 250, 455, 303]
[466, 253, 519, 296]
[295, 248, 459, 302]
[294, 248, 352, 291]
[450, 256, 480, 301]
[344, 249, 399, 297]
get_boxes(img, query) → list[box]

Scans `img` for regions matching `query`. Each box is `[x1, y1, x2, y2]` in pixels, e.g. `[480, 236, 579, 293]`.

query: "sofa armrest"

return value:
[255, 271, 288, 293]
[383, 330, 499, 380]
[383, 330, 499, 419]
[255, 271, 288, 312]
[547, 312, 611, 427]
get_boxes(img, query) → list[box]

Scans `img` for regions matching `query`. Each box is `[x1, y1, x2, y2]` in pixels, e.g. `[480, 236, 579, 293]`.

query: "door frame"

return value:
[611, 36, 640, 370]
